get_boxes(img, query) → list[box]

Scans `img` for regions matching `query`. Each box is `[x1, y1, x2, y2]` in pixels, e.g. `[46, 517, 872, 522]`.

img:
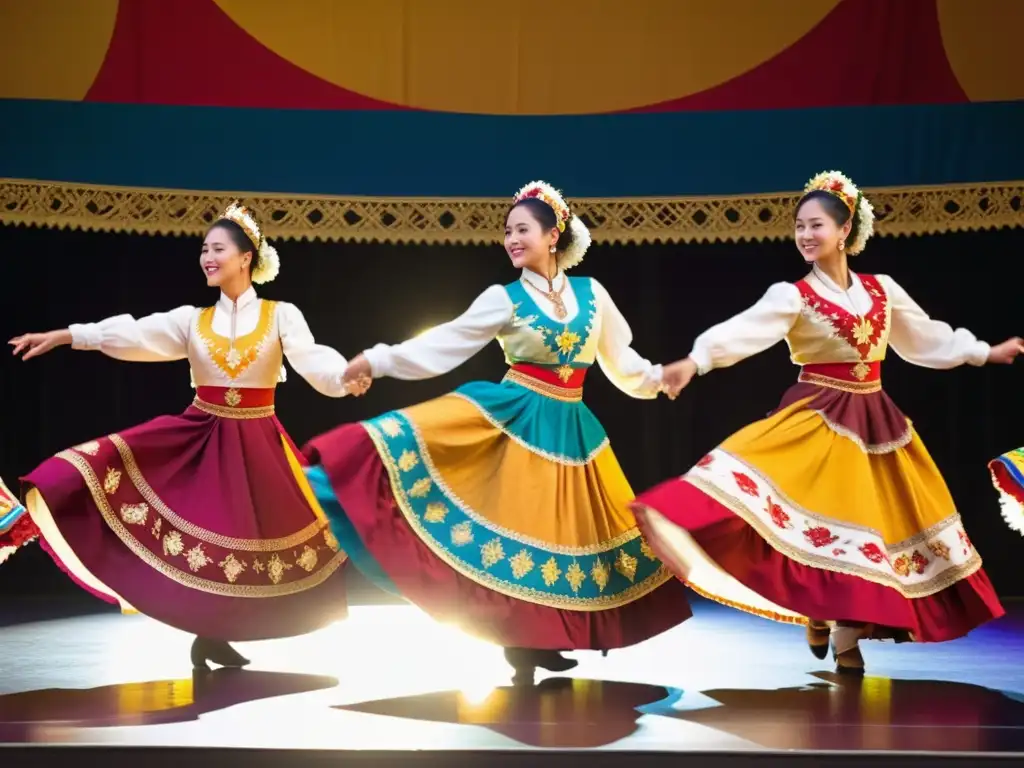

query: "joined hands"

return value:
[659, 357, 698, 401]
[343, 353, 373, 397]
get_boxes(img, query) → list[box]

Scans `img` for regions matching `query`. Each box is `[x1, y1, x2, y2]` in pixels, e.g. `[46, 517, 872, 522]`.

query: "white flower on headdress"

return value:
[512, 180, 592, 271]
[559, 215, 592, 270]
[513, 181, 571, 227]
[252, 240, 280, 284]
[804, 170, 875, 256]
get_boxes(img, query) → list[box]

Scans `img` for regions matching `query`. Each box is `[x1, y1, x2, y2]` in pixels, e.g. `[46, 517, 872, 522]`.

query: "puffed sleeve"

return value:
[277, 302, 350, 397]
[880, 274, 990, 368]
[363, 285, 514, 380]
[591, 279, 662, 399]
[69, 306, 195, 362]
[688, 282, 801, 375]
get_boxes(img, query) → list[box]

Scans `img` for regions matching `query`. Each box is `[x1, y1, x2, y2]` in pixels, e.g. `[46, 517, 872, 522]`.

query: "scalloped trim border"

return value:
[1, 178, 1020, 244]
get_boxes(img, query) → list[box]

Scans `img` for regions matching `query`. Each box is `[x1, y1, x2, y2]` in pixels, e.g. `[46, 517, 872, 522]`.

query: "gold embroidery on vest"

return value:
[195, 300, 277, 379]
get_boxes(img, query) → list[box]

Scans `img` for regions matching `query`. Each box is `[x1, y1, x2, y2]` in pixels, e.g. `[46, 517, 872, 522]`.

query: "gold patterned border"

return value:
[366, 422, 673, 610]
[501, 370, 584, 402]
[56, 449, 346, 598]
[108, 433, 323, 551]
[798, 372, 882, 394]
[391, 413, 633, 554]
[0, 179, 1020, 244]
[191, 398, 276, 419]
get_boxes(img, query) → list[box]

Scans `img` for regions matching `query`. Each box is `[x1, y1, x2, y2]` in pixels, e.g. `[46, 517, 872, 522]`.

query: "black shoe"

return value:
[831, 638, 865, 676]
[806, 621, 830, 660]
[535, 650, 579, 673]
[504, 648, 578, 684]
[190, 637, 250, 672]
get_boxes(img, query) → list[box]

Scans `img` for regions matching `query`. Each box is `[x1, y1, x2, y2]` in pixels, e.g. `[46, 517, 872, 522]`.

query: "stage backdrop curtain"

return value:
[0, 0, 1021, 244]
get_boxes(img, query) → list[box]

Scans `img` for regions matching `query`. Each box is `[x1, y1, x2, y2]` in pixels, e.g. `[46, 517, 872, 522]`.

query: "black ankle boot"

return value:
[190, 637, 250, 672]
[503, 647, 578, 685]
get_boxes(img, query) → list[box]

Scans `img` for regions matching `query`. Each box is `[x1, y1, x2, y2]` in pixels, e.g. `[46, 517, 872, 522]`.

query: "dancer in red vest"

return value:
[633, 170, 1022, 674]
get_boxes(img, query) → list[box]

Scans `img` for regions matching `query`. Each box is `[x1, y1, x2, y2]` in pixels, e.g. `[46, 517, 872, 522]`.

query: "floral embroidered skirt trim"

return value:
[13, 403, 348, 641]
[630, 381, 1003, 642]
[303, 377, 691, 651]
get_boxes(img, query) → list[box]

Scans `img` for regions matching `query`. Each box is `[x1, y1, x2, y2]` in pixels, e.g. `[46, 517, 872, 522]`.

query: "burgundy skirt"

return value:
[20, 386, 348, 641]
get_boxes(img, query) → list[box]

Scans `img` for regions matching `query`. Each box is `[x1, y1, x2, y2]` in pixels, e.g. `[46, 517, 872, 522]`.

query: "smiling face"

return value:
[200, 224, 253, 288]
[794, 195, 852, 264]
[504, 203, 559, 273]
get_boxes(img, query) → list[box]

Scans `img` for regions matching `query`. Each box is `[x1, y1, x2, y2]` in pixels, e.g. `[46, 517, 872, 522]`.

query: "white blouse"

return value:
[689, 267, 990, 375]
[69, 287, 350, 397]
[362, 269, 663, 398]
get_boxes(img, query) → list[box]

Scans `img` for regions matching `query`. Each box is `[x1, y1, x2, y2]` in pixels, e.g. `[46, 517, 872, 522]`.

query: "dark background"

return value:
[1, 223, 1021, 606]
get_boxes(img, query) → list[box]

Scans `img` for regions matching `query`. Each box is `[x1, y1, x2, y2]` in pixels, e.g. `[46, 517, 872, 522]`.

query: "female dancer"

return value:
[989, 448, 1024, 535]
[304, 181, 690, 683]
[632, 170, 1022, 674]
[7, 202, 356, 670]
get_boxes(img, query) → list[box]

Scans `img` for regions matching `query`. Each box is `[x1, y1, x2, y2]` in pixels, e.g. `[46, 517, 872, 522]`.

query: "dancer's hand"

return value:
[660, 357, 698, 400]
[9, 329, 72, 361]
[345, 378, 372, 396]
[344, 376, 372, 397]
[988, 337, 1024, 365]
[343, 354, 373, 396]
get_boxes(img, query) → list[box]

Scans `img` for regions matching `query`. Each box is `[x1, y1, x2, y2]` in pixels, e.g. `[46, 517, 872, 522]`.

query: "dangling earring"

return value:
[549, 245, 556, 253]
[838, 240, 846, 251]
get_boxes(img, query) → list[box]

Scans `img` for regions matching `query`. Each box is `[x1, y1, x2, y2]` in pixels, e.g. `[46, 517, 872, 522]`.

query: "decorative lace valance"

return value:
[1, 179, 1020, 244]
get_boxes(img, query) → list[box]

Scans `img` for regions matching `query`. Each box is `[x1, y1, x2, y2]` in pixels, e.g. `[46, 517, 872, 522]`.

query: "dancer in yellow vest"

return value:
[6, 202, 359, 670]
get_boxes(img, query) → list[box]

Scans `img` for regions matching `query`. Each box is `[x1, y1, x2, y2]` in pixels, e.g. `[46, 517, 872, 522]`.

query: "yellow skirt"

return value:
[632, 380, 1003, 642]
[305, 374, 690, 650]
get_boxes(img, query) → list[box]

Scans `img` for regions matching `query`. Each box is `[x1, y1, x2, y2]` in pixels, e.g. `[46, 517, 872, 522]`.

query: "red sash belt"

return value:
[799, 361, 881, 393]
[504, 364, 586, 402]
[193, 386, 276, 418]
[510, 364, 587, 388]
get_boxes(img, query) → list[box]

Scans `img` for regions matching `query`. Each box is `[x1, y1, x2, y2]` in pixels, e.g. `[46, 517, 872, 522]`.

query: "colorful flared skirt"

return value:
[631, 362, 1003, 643]
[12, 386, 348, 641]
[989, 447, 1024, 535]
[304, 365, 691, 650]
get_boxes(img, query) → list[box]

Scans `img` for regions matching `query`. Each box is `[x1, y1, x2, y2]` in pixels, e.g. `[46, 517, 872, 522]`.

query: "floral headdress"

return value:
[804, 170, 875, 256]
[220, 201, 280, 284]
[512, 180, 592, 270]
